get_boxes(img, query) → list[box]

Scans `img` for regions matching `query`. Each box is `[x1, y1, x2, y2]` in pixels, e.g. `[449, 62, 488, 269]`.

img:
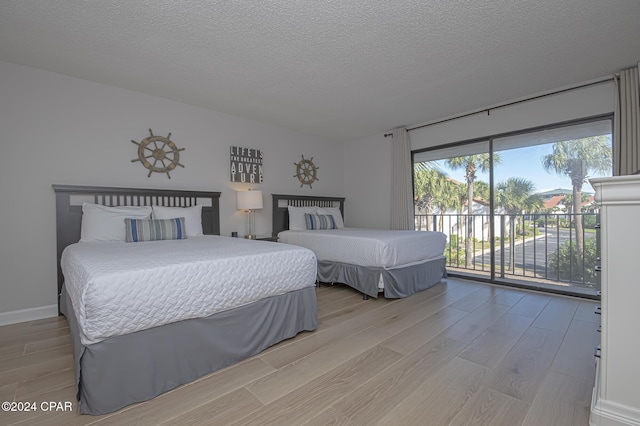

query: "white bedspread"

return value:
[61, 236, 317, 345]
[277, 228, 446, 268]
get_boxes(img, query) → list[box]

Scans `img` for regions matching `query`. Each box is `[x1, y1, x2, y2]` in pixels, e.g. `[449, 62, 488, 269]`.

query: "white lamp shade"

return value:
[237, 190, 263, 210]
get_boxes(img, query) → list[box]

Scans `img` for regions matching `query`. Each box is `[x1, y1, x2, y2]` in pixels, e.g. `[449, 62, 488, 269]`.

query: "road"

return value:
[471, 227, 596, 275]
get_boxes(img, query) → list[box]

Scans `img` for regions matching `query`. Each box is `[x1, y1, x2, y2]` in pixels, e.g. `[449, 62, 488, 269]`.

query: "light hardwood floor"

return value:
[0, 278, 599, 425]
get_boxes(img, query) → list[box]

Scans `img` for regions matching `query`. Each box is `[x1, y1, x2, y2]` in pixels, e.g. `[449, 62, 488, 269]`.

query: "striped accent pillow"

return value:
[304, 213, 337, 230]
[125, 217, 187, 242]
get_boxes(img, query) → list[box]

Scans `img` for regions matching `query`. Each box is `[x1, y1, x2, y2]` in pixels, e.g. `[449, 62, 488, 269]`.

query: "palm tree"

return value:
[435, 179, 461, 233]
[496, 178, 543, 272]
[562, 193, 591, 215]
[446, 154, 501, 268]
[473, 180, 490, 202]
[542, 136, 611, 255]
[413, 167, 448, 230]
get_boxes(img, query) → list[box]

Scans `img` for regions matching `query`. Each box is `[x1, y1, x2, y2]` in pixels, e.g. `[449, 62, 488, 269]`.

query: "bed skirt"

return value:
[60, 285, 317, 415]
[317, 256, 446, 298]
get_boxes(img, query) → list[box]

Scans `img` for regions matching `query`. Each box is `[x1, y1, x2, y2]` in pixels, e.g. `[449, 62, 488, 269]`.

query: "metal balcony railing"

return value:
[415, 212, 601, 289]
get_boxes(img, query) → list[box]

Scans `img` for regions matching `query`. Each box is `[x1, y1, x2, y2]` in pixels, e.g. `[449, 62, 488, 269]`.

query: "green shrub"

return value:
[445, 235, 466, 267]
[582, 214, 598, 229]
[548, 237, 599, 287]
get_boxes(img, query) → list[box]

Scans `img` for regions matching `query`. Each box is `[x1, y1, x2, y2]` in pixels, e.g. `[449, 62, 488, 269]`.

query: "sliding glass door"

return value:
[413, 117, 612, 297]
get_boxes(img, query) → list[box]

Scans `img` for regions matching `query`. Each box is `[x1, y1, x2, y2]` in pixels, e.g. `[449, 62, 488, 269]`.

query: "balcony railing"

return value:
[416, 212, 600, 290]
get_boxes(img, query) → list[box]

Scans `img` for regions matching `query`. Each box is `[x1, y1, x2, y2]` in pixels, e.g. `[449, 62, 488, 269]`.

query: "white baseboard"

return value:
[592, 396, 640, 426]
[591, 357, 640, 426]
[0, 305, 59, 326]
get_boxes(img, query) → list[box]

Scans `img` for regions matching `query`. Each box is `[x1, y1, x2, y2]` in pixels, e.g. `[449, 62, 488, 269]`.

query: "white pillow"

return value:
[80, 203, 152, 242]
[288, 206, 317, 231]
[316, 207, 345, 228]
[152, 205, 203, 237]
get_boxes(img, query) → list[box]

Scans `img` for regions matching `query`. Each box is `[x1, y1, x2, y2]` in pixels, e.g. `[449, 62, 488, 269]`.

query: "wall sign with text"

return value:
[230, 146, 263, 183]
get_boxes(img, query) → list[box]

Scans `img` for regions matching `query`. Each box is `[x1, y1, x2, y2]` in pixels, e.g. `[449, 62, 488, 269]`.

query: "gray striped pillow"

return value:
[304, 213, 337, 230]
[125, 217, 187, 242]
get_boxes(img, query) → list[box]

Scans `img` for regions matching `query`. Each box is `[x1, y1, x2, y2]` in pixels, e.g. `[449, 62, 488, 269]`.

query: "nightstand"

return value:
[256, 235, 278, 242]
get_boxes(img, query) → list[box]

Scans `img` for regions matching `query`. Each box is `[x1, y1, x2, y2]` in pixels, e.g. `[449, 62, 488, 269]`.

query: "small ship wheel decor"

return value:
[131, 129, 185, 179]
[294, 155, 319, 188]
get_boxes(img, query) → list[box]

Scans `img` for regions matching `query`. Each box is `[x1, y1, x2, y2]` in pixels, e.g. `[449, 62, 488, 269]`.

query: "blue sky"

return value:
[434, 142, 613, 195]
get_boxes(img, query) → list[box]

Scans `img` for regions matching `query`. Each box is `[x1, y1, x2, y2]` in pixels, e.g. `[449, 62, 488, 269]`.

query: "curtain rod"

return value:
[400, 76, 614, 134]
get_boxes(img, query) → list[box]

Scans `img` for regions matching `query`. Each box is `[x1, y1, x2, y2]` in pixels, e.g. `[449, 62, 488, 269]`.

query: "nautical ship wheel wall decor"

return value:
[131, 129, 185, 178]
[294, 155, 318, 188]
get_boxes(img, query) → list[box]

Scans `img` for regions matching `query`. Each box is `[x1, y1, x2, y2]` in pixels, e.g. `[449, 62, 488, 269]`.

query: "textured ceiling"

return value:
[1, 1, 639, 142]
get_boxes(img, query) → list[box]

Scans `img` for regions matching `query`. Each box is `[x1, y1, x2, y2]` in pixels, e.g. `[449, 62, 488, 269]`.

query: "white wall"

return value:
[345, 79, 616, 230]
[0, 61, 344, 320]
[343, 133, 392, 229]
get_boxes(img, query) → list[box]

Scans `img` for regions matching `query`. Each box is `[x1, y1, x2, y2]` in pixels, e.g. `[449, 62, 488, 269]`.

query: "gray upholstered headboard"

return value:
[52, 184, 221, 312]
[271, 193, 345, 237]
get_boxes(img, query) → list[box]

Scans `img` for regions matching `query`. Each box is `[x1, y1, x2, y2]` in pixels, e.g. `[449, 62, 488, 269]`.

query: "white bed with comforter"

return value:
[62, 236, 317, 345]
[278, 228, 446, 269]
[272, 194, 447, 299]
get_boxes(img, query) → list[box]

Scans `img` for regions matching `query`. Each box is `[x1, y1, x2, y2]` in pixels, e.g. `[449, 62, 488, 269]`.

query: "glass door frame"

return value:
[411, 113, 613, 299]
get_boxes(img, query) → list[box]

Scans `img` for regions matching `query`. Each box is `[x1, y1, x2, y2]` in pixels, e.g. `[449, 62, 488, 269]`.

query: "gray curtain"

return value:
[390, 128, 415, 230]
[613, 66, 640, 175]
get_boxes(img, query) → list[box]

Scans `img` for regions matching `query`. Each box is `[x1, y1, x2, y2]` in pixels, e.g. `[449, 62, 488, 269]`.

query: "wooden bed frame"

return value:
[272, 193, 345, 237]
[53, 184, 221, 312]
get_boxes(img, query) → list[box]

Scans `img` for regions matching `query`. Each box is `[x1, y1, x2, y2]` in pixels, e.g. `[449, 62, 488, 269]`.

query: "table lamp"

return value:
[236, 189, 263, 239]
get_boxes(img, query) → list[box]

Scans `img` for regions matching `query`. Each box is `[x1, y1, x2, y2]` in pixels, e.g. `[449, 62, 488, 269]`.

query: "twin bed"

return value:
[54, 186, 446, 415]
